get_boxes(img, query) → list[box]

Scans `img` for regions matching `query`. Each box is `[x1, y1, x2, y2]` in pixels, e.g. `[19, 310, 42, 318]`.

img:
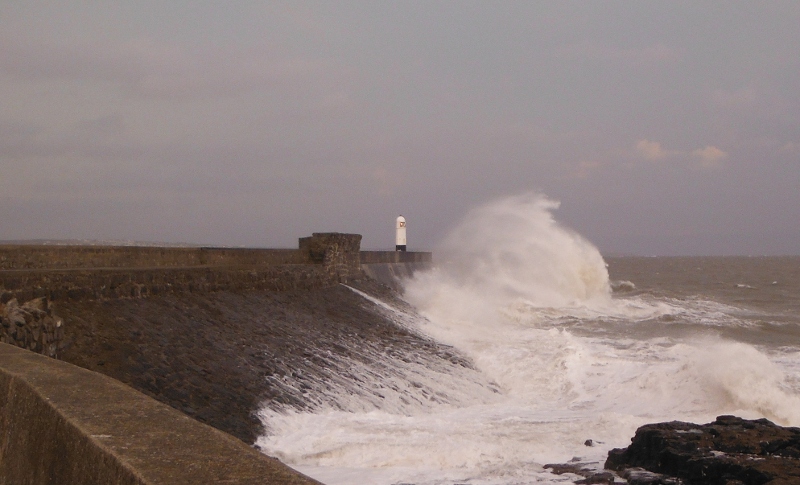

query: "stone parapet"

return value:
[0, 246, 307, 271]
[0, 265, 332, 304]
[0, 233, 369, 304]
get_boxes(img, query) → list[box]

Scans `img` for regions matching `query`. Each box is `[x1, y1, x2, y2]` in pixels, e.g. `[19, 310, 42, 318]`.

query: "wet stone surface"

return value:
[55, 277, 479, 444]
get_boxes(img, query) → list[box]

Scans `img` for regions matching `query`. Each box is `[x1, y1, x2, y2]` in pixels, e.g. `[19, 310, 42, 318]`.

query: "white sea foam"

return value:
[611, 280, 636, 292]
[258, 193, 800, 485]
[405, 193, 611, 319]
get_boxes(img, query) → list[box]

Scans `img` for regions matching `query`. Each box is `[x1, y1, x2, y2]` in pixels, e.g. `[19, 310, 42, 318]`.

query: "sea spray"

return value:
[402, 193, 800, 434]
[406, 193, 611, 324]
[258, 193, 800, 485]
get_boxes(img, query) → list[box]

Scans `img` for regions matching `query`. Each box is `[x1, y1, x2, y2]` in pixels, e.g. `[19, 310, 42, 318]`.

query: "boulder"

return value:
[0, 297, 64, 358]
[606, 415, 800, 484]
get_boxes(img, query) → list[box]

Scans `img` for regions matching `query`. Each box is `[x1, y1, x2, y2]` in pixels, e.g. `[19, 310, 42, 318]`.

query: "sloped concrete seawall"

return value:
[0, 234, 368, 380]
[0, 342, 320, 485]
[0, 233, 436, 483]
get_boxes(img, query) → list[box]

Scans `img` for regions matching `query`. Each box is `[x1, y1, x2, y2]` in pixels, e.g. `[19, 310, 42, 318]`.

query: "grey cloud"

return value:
[0, 34, 339, 100]
[1, 2, 799, 254]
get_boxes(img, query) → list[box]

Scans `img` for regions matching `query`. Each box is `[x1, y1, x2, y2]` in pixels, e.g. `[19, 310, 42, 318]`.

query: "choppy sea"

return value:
[257, 194, 800, 484]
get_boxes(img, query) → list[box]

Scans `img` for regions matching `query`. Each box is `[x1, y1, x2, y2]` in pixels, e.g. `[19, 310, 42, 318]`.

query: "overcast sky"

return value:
[1, 2, 798, 255]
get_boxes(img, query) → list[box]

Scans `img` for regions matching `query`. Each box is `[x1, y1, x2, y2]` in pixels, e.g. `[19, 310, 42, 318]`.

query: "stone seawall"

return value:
[0, 342, 320, 485]
[0, 265, 333, 303]
[0, 245, 307, 270]
[0, 233, 367, 304]
[0, 233, 440, 482]
[0, 234, 366, 376]
[0, 235, 435, 374]
[0, 240, 433, 306]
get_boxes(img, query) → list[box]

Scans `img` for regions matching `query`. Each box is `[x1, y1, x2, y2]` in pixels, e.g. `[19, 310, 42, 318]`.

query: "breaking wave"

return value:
[258, 192, 800, 485]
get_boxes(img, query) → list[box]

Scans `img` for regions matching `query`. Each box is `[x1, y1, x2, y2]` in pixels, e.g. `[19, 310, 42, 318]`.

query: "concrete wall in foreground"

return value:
[0, 342, 320, 485]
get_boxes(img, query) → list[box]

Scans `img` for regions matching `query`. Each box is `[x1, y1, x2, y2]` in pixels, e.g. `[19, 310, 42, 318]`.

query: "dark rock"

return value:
[545, 462, 619, 484]
[576, 471, 616, 484]
[1, 297, 65, 358]
[546, 463, 586, 475]
[622, 468, 682, 485]
[605, 415, 800, 484]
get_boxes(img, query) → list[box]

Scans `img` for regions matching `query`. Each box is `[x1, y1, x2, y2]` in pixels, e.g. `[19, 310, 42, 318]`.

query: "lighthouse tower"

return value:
[395, 215, 407, 251]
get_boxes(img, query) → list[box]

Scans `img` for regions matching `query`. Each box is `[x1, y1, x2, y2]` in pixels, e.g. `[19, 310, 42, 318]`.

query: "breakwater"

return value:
[0, 234, 431, 302]
[0, 233, 438, 484]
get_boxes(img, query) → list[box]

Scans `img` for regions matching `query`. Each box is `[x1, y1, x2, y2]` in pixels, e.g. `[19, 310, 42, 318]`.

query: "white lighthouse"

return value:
[395, 215, 407, 251]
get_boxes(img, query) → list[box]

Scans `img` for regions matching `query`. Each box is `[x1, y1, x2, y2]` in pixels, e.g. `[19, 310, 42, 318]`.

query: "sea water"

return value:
[257, 193, 800, 484]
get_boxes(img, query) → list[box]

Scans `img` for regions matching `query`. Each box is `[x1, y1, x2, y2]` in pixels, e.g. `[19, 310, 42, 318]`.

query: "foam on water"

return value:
[258, 193, 800, 484]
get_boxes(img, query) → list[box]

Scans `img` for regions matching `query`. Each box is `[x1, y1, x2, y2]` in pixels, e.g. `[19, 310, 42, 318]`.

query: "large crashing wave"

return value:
[402, 193, 800, 427]
[405, 193, 611, 325]
[259, 192, 800, 485]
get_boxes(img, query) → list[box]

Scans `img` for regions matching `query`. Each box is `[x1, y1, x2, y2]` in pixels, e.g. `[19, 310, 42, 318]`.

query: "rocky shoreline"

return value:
[606, 415, 800, 485]
[545, 415, 800, 484]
